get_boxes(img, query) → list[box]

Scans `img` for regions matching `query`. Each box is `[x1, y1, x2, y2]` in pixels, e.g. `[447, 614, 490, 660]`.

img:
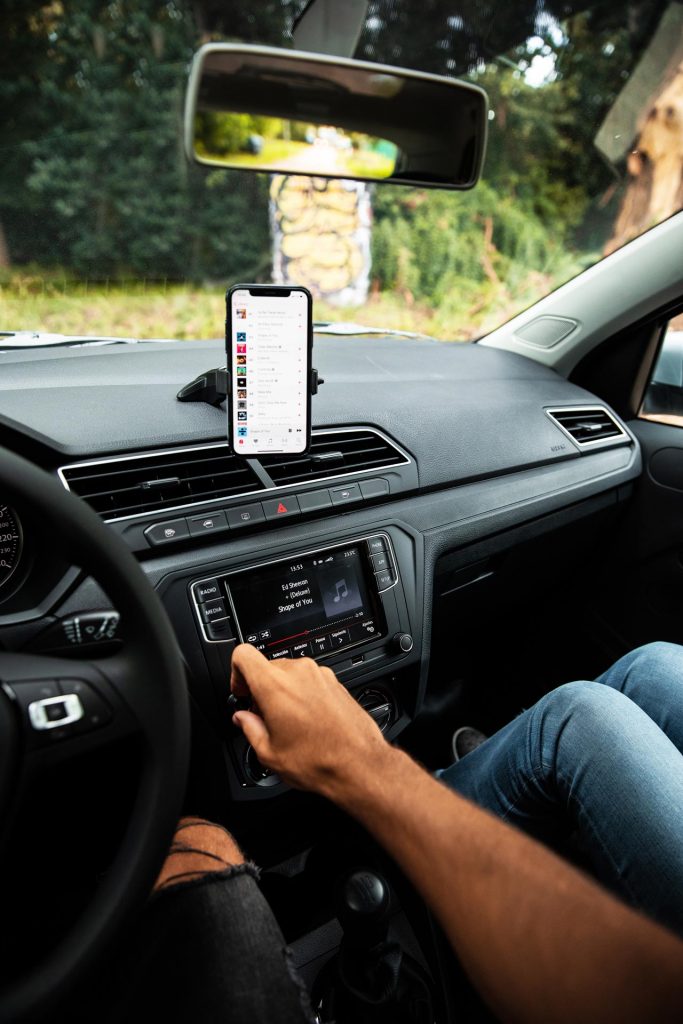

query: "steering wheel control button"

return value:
[371, 551, 390, 572]
[359, 478, 390, 499]
[144, 518, 189, 546]
[11, 680, 59, 706]
[188, 510, 228, 537]
[330, 483, 361, 505]
[194, 579, 221, 603]
[226, 503, 265, 529]
[262, 495, 300, 521]
[28, 694, 83, 731]
[59, 679, 112, 733]
[375, 569, 395, 591]
[200, 599, 227, 623]
[297, 488, 333, 512]
[367, 537, 386, 555]
[206, 618, 235, 642]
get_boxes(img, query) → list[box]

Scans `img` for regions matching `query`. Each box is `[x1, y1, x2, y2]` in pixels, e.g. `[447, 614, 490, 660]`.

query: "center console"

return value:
[177, 529, 418, 798]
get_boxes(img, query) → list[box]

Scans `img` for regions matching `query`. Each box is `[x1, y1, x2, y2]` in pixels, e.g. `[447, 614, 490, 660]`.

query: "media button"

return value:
[371, 551, 390, 572]
[200, 599, 228, 623]
[270, 647, 292, 660]
[291, 641, 312, 658]
[375, 569, 394, 591]
[330, 484, 361, 505]
[246, 633, 259, 643]
[226, 503, 265, 529]
[311, 635, 330, 657]
[259, 629, 272, 640]
[329, 628, 350, 648]
[144, 518, 189, 546]
[188, 510, 228, 537]
[367, 537, 386, 556]
[194, 579, 221, 603]
[262, 496, 300, 521]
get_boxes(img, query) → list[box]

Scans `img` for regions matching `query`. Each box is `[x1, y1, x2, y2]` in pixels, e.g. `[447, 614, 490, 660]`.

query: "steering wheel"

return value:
[0, 447, 190, 1022]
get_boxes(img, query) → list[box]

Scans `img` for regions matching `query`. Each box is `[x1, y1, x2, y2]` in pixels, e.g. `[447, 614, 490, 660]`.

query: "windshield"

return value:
[2, 0, 681, 342]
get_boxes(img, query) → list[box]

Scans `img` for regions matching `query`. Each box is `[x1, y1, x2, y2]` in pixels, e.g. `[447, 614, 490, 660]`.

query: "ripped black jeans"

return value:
[105, 864, 316, 1024]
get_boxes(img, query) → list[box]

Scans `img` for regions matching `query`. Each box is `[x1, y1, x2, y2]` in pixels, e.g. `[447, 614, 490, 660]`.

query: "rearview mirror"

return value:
[184, 44, 488, 190]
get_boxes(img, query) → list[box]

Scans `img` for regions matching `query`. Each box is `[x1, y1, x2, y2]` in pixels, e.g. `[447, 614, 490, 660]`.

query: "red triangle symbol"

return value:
[277, 502, 288, 514]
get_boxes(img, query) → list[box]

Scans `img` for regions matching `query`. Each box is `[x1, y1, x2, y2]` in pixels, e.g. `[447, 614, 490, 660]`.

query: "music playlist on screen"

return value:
[231, 291, 307, 453]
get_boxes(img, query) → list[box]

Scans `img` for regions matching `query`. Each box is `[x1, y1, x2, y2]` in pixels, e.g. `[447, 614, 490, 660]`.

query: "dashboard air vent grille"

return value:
[60, 444, 263, 521]
[546, 407, 628, 447]
[260, 429, 408, 487]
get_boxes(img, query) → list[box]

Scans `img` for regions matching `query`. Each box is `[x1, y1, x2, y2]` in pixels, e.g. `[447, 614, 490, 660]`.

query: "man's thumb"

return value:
[233, 710, 271, 759]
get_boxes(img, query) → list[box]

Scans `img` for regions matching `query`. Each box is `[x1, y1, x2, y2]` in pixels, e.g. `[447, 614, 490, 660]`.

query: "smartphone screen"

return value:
[227, 285, 312, 455]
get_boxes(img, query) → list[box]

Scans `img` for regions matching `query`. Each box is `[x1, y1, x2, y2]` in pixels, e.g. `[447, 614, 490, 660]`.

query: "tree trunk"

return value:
[0, 221, 9, 268]
[605, 63, 683, 255]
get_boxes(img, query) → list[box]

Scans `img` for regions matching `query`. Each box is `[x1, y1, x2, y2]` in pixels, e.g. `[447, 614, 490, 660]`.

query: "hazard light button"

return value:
[262, 495, 301, 521]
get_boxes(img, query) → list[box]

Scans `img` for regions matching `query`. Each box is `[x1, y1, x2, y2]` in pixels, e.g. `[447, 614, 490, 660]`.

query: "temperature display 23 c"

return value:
[0, 505, 23, 595]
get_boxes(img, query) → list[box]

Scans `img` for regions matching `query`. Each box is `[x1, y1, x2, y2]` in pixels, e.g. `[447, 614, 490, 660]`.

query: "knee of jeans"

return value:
[538, 680, 631, 743]
[630, 640, 683, 675]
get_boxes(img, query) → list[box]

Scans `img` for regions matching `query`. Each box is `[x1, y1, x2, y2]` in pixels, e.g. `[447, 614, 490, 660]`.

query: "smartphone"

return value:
[226, 284, 313, 456]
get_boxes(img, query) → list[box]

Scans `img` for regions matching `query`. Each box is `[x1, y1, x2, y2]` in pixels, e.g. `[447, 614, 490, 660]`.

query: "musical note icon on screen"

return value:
[333, 579, 348, 603]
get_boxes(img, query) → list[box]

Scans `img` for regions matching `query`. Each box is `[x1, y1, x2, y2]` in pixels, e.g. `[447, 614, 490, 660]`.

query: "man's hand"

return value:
[230, 644, 390, 797]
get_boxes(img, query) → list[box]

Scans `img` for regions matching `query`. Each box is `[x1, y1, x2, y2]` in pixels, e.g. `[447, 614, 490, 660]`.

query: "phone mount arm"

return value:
[176, 367, 325, 408]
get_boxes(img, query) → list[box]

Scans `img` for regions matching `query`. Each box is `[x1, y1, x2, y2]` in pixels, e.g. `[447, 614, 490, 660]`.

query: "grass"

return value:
[0, 262, 586, 342]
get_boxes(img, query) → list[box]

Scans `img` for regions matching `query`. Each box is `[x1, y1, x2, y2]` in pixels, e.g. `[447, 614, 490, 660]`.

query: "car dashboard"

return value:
[0, 332, 640, 800]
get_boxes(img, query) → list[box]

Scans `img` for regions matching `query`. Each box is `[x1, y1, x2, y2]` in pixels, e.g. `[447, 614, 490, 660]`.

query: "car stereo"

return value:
[191, 534, 399, 663]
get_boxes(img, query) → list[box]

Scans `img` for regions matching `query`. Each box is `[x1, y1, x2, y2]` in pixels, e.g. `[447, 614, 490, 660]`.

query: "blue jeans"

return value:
[439, 642, 683, 937]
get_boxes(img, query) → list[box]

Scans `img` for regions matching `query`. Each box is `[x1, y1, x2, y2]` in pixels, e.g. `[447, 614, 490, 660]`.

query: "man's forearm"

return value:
[326, 745, 683, 1024]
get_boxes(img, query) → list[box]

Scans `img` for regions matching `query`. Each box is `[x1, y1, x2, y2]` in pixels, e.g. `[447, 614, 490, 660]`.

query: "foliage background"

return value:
[0, 0, 668, 339]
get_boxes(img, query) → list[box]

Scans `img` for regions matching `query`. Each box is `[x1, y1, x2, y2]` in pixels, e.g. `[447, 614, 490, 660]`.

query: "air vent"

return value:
[260, 428, 408, 487]
[59, 444, 263, 521]
[546, 407, 629, 447]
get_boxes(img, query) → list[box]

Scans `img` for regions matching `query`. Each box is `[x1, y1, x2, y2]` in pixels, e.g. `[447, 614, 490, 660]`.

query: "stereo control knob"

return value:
[393, 632, 414, 654]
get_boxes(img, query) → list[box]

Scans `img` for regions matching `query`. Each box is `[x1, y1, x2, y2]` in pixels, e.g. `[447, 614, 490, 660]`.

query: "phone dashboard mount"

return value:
[177, 366, 324, 408]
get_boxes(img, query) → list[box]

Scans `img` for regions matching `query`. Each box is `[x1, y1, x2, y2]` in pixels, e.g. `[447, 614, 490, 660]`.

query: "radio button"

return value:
[297, 489, 332, 512]
[194, 579, 221, 603]
[330, 484, 361, 505]
[311, 635, 330, 656]
[263, 496, 300, 521]
[226, 503, 265, 529]
[291, 641, 312, 658]
[375, 569, 395, 591]
[200, 599, 228, 623]
[188, 510, 228, 537]
[367, 537, 386, 555]
[371, 552, 390, 572]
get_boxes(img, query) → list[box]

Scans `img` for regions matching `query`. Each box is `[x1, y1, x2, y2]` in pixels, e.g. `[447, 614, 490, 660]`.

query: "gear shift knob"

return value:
[337, 870, 391, 948]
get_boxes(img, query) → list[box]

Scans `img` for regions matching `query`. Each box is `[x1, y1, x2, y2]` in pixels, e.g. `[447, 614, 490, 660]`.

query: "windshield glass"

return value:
[2, 0, 681, 342]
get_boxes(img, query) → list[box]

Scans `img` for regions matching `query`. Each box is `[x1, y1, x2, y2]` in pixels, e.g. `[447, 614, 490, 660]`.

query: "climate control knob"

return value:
[393, 632, 414, 653]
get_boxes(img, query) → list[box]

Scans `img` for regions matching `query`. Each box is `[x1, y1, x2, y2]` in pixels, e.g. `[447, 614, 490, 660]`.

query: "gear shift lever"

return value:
[314, 870, 434, 1024]
[337, 870, 391, 948]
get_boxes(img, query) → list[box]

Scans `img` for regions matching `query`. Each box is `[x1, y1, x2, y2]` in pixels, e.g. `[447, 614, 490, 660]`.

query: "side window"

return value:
[641, 316, 683, 427]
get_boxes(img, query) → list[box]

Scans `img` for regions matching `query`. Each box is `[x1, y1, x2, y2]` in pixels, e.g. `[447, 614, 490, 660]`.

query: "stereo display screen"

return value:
[227, 544, 386, 660]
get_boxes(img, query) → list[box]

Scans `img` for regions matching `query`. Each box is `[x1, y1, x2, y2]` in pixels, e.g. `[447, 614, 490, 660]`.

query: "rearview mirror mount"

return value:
[184, 44, 488, 190]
